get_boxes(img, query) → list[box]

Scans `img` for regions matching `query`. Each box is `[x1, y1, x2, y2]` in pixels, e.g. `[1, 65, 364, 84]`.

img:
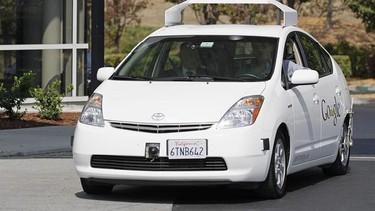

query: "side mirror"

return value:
[291, 69, 319, 85]
[97, 67, 115, 82]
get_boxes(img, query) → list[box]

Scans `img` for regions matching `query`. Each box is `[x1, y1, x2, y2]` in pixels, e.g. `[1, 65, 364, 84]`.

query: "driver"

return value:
[250, 42, 274, 77]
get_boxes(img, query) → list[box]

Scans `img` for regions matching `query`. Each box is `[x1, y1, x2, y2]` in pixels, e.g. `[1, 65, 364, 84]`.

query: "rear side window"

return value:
[318, 45, 333, 74]
[298, 33, 331, 77]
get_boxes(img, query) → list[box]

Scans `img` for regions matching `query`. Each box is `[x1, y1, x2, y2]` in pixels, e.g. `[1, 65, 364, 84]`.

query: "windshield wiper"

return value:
[157, 75, 246, 82]
[202, 76, 247, 82]
[111, 75, 152, 81]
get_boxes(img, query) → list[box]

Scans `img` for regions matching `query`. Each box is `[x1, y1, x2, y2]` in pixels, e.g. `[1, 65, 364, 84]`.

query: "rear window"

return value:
[114, 36, 278, 82]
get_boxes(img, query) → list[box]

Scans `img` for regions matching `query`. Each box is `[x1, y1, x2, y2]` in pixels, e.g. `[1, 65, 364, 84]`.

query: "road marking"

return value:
[350, 156, 375, 161]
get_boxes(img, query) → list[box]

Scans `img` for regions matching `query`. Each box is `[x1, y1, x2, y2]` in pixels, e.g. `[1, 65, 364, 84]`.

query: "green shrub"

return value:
[30, 80, 73, 120]
[324, 39, 374, 78]
[332, 55, 352, 79]
[0, 71, 35, 120]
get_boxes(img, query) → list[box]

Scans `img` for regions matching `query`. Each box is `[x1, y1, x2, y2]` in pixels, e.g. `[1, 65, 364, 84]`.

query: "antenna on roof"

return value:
[165, 0, 297, 27]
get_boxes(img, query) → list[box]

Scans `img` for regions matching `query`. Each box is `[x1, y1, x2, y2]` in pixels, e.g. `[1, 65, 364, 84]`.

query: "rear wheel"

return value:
[257, 131, 287, 199]
[322, 122, 350, 175]
[80, 178, 114, 194]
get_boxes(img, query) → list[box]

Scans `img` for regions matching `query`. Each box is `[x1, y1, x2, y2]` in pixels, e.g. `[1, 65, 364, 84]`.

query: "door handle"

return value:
[313, 94, 320, 104]
[335, 87, 342, 96]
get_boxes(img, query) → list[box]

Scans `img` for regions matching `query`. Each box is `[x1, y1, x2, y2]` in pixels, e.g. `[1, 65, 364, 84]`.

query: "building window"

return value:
[0, 0, 88, 97]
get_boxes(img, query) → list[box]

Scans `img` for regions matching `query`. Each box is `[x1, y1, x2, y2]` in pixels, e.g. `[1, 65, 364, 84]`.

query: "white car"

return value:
[73, 0, 353, 198]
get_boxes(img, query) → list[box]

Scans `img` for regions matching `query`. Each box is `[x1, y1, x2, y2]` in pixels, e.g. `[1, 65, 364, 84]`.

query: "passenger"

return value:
[283, 42, 306, 80]
[283, 59, 305, 80]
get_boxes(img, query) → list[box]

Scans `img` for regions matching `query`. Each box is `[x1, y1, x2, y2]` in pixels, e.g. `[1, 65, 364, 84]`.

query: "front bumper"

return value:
[73, 121, 273, 184]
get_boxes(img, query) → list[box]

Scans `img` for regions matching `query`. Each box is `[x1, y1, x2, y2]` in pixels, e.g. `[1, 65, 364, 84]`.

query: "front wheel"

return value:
[322, 122, 350, 175]
[257, 131, 288, 199]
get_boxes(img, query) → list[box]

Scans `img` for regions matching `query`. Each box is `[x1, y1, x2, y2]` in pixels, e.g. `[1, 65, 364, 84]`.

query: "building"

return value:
[0, 0, 89, 97]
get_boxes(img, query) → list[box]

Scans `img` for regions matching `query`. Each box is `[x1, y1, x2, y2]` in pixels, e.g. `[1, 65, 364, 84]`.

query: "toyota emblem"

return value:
[152, 113, 165, 121]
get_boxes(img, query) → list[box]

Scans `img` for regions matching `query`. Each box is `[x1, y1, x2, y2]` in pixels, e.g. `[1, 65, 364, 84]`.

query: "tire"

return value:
[322, 122, 350, 176]
[80, 178, 114, 194]
[257, 131, 288, 199]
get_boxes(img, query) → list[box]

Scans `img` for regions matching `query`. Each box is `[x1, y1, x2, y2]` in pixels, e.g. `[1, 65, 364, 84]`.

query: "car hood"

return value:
[95, 81, 266, 124]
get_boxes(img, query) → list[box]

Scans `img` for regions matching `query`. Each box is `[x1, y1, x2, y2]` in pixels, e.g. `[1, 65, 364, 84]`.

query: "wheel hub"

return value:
[274, 141, 286, 189]
[339, 127, 350, 166]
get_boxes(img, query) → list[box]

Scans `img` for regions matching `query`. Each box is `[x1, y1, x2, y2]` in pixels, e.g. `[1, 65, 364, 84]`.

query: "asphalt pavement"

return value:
[0, 97, 374, 158]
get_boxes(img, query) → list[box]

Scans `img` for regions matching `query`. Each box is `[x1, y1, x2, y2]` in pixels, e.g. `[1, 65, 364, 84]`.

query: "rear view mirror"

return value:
[291, 69, 319, 85]
[97, 67, 115, 82]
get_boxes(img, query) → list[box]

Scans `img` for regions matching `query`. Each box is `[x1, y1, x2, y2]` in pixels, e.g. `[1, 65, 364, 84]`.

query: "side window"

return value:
[298, 33, 327, 77]
[283, 35, 304, 66]
[282, 33, 304, 88]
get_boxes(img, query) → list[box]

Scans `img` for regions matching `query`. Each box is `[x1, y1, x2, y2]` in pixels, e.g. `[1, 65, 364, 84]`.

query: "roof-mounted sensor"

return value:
[165, 0, 297, 27]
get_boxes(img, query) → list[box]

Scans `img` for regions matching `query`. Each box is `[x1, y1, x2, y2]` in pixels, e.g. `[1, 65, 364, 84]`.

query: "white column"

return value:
[42, 0, 61, 88]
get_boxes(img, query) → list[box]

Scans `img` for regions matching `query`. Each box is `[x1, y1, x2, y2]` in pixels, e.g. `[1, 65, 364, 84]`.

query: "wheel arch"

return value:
[277, 123, 290, 167]
[344, 113, 351, 125]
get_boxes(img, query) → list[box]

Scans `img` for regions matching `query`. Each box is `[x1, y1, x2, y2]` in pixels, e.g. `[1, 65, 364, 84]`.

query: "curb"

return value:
[0, 147, 72, 159]
[353, 98, 375, 105]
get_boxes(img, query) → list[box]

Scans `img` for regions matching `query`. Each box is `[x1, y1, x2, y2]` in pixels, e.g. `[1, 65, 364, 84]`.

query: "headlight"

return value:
[79, 93, 104, 127]
[217, 95, 264, 129]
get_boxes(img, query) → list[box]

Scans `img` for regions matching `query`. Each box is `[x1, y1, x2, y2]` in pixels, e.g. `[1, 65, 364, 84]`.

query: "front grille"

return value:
[109, 121, 213, 133]
[91, 155, 227, 171]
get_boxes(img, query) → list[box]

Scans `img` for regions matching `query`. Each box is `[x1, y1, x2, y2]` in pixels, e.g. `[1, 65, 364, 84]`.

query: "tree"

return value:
[165, 0, 221, 24]
[302, 0, 346, 30]
[165, 0, 312, 25]
[223, 4, 275, 24]
[346, 0, 375, 32]
[105, 0, 149, 53]
[165, 0, 276, 25]
[327, 0, 334, 29]
[284, 0, 311, 10]
[193, 4, 221, 24]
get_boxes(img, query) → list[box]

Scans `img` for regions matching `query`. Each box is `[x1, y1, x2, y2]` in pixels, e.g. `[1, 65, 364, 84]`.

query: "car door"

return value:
[298, 33, 344, 158]
[283, 33, 322, 165]
[297, 32, 341, 158]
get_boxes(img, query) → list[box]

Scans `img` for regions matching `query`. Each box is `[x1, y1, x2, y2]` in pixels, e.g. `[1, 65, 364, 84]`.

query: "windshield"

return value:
[113, 36, 278, 82]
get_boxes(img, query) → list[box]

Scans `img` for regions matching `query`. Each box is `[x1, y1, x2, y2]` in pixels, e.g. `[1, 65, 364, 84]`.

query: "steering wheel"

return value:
[236, 73, 260, 80]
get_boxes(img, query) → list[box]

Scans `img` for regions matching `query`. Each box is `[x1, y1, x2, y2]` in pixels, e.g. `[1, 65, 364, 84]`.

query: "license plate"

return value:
[167, 139, 207, 159]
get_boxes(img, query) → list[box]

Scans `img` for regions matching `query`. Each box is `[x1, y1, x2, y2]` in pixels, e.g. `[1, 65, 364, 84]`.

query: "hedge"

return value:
[324, 40, 374, 78]
[332, 55, 352, 79]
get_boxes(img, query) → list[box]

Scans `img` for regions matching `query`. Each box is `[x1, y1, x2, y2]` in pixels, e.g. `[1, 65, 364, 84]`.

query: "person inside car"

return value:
[283, 59, 305, 80]
[283, 41, 306, 80]
[249, 42, 275, 78]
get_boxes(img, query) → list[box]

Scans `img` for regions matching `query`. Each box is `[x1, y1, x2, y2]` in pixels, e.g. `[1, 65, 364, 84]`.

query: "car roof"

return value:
[149, 24, 298, 38]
